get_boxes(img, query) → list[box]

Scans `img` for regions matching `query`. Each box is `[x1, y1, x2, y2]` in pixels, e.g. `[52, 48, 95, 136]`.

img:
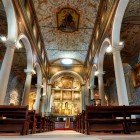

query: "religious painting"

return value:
[133, 64, 140, 87]
[9, 90, 19, 105]
[61, 102, 71, 115]
[53, 91, 61, 100]
[61, 76, 73, 89]
[28, 92, 36, 110]
[62, 91, 72, 100]
[52, 102, 61, 114]
[73, 103, 80, 114]
[73, 80, 80, 89]
[57, 8, 80, 32]
[73, 91, 80, 101]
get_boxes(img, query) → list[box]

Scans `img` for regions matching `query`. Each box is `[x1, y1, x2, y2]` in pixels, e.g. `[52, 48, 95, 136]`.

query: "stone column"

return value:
[46, 84, 51, 116]
[112, 45, 129, 105]
[33, 84, 42, 113]
[81, 84, 85, 110]
[0, 41, 16, 105]
[90, 85, 96, 100]
[98, 72, 105, 105]
[40, 80, 47, 116]
[22, 69, 35, 106]
[40, 95, 47, 117]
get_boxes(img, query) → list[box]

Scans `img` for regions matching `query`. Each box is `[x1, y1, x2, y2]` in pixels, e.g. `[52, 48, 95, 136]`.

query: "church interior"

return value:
[0, 0, 140, 139]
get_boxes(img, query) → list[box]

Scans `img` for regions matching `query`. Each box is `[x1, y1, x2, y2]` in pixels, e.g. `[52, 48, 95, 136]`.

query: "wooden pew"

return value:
[35, 113, 42, 133]
[42, 117, 47, 132]
[124, 106, 140, 133]
[85, 106, 126, 135]
[0, 105, 29, 135]
[28, 110, 36, 134]
[81, 110, 85, 134]
[74, 114, 79, 132]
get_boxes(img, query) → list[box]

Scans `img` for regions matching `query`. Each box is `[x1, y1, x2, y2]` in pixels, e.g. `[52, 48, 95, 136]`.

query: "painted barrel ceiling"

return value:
[33, 0, 100, 63]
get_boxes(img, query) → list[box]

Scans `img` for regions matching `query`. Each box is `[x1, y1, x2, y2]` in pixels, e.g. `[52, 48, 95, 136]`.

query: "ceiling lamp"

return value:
[106, 45, 112, 53]
[61, 58, 73, 65]
[16, 41, 22, 49]
[0, 36, 7, 42]
[94, 71, 99, 76]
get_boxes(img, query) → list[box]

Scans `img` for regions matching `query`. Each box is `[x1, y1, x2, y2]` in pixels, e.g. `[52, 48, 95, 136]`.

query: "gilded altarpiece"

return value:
[51, 76, 81, 116]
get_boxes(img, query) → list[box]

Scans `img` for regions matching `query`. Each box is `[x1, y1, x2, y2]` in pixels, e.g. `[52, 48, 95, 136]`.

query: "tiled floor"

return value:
[0, 130, 140, 140]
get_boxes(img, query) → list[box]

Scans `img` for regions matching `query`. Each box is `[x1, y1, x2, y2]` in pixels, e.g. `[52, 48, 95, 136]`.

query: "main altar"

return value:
[51, 75, 82, 116]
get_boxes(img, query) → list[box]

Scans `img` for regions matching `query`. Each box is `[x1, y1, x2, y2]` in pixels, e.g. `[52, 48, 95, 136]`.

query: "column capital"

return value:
[97, 71, 105, 77]
[35, 84, 44, 88]
[90, 85, 96, 89]
[24, 69, 36, 75]
[47, 83, 52, 86]
[5, 41, 16, 49]
[112, 42, 124, 53]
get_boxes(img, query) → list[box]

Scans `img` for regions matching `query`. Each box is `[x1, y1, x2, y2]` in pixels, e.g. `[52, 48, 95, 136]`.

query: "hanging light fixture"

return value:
[61, 58, 73, 65]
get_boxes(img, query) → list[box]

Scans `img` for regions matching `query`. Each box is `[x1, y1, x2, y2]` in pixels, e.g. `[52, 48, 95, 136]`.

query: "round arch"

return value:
[89, 64, 97, 88]
[42, 78, 47, 95]
[33, 63, 42, 112]
[2, 0, 17, 42]
[19, 34, 34, 106]
[50, 70, 84, 85]
[98, 38, 111, 73]
[49, 70, 84, 113]
[112, 0, 129, 46]
[34, 63, 42, 85]
[17, 34, 33, 70]
[97, 38, 111, 105]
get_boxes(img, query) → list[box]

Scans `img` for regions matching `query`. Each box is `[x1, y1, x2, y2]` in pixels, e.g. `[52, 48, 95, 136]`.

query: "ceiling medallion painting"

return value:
[57, 8, 79, 32]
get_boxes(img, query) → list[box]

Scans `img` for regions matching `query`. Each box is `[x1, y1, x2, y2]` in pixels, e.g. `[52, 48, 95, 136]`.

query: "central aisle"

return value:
[30, 130, 100, 140]
[0, 130, 140, 140]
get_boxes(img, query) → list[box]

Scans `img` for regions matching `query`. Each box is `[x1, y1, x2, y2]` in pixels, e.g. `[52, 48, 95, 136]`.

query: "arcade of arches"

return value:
[0, 0, 140, 138]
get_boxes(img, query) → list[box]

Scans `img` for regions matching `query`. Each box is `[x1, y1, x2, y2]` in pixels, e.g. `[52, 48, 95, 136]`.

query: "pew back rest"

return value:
[28, 110, 36, 121]
[86, 106, 125, 119]
[124, 106, 140, 118]
[0, 105, 28, 120]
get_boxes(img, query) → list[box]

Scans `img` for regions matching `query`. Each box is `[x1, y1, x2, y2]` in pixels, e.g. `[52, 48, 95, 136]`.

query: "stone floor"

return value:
[0, 130, 140, 140]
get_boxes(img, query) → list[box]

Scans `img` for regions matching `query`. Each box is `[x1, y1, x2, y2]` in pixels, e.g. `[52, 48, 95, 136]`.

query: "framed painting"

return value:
[133, 63, 140, 87]
[62, 91, 72, 100]
[53, 91, 61, 100]
[73, 91, 80, 101]
[57, 7, 80, 32]
[61, 76, 73, 89]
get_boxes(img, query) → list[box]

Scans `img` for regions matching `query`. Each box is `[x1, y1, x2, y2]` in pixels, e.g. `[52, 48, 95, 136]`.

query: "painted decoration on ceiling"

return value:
[57, 8, 79, 32]
[34, 0, 100, 63]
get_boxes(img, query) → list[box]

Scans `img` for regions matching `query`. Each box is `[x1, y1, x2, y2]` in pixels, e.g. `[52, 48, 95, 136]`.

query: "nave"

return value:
[0, 0, 140, 139]
[0, 130, 140, 140]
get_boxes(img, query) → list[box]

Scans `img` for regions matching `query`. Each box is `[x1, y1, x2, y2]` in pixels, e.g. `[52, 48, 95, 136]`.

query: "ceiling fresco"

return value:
[124, 0, 140, 19]
[121, 0, 140, 65]
[33, 0, 100, 63]
[0, 0, 7, 36]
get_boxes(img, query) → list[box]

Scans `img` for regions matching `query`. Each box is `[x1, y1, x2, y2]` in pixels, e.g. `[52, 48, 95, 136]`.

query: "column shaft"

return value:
[34, 85, 41, 113]
[0, 44, 15, 105]
[22, 72, 32, 106]
[98, 74, 105, 105]
[113, 48, 129, 105]
[81, 85, 85, 110]
[46, 85, 51, 115]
